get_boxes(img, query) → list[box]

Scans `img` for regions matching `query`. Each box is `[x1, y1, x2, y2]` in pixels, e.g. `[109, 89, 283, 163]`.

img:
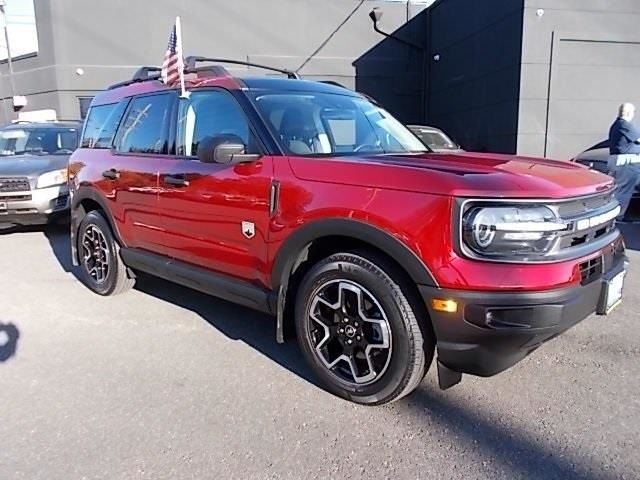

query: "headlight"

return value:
[37, 169, 68, 189]
[462, 204, 567, 260]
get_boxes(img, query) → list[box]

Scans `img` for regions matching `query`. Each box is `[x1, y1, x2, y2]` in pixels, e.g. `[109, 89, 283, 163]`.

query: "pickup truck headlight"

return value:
[462, 205, 567, 259]
[36, 169, 68, 189]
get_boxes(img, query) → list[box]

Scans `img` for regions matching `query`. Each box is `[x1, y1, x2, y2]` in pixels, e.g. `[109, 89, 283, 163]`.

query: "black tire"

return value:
[77, 210, 135, 296]
[295, 251, 434, 405]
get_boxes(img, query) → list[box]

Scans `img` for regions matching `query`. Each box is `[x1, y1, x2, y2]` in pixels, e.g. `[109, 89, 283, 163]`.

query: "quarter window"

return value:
[176, 90, 255, 157]
[116, 94, 173, 154]
[81, 101, 128, 149]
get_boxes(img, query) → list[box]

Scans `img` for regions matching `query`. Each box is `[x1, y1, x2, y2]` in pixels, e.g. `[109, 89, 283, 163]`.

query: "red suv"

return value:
[69, 58, 627, 405]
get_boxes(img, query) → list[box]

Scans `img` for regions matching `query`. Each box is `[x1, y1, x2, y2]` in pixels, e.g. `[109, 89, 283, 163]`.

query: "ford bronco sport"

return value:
[69, 58, 627, 405]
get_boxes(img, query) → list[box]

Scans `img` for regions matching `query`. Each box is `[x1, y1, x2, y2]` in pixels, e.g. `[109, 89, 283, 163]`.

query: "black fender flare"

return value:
[271, 218, 438, 342]
[70, 188, 123, 266]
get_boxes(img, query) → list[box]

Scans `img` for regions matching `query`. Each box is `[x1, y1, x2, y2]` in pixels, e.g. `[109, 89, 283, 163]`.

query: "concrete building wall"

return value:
[518, 0, 640, 159]
[0, 0, 428, 123]
[426, 0, 524, 153]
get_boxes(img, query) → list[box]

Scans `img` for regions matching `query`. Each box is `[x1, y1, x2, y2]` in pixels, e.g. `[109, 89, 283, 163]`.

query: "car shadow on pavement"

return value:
[0, 322, 19, 362]
[37, 225, 632, 478]
[42, 224, 82, 280]
[134, 273, 319, 387]
[39, 227, 318, 385]
[398, 387, 610, 480]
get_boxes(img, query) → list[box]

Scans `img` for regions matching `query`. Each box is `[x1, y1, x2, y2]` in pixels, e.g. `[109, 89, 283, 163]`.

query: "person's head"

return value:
[618, 103, 636, 121]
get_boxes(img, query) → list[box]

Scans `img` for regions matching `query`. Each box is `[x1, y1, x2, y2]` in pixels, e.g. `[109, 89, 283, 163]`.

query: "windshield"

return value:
[252, 92, 427, 156]
[410, 127, 460, 151]
[0, 127, 79, 156]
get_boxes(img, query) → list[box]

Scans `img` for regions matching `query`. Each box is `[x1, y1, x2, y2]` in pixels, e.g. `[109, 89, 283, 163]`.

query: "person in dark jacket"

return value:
[608, 103, 640, 222]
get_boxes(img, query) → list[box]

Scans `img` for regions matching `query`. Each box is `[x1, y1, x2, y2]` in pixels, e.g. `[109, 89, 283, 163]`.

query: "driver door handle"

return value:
[164, 175, 190, 187]
[102, 168, 120, 180]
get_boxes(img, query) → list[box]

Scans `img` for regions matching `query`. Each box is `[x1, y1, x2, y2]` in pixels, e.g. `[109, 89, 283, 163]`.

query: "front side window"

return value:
[176, 90, 255, 157]
[82, 101, 128, 149]
[116, 94, 173, 154]
[0, 127, 79, 156]
[252, 91, 426, 156]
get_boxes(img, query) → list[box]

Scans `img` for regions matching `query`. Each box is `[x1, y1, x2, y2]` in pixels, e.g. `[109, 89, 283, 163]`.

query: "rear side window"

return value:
[81, 101, 128, 149]
[115, 94, 173, 155]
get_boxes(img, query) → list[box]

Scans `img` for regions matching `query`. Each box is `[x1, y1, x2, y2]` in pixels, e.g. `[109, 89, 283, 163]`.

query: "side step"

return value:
[437, 360, 462, 390]
[120, 247, 276, 315]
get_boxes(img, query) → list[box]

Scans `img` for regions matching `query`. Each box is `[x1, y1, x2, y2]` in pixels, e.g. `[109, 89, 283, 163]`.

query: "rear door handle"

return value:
[102, 169, 120, 180]
[164, 175, 190, 187]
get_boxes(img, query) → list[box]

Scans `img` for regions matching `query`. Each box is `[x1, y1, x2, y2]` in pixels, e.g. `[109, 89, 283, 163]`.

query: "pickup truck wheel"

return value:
[77, 211, 135, 296]
[295, 252, 433, 405]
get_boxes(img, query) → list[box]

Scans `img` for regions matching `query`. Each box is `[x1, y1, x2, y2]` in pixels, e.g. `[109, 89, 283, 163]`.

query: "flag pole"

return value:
[175, 16, 189, 98]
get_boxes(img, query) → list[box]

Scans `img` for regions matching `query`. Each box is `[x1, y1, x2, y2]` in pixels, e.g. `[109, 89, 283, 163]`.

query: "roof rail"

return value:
[108, 66, 162, 90]
[319, 80, 347, 89]
[185, 56, 300, 79]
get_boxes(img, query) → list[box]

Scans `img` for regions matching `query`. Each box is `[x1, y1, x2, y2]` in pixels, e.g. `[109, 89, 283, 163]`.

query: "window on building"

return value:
[81, 101, 128, 149]
[115, 94, 173, 154]
[176, 90, 255, 157]
[78, 97, 94, 120]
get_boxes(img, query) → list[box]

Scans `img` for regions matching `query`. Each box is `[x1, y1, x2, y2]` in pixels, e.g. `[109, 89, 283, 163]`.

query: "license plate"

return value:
[603, 271, 625, 314]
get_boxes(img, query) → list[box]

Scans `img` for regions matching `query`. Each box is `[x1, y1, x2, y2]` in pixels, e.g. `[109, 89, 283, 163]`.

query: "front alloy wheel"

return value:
[308, 279, 392, 386]
[295, 251, 434, 405]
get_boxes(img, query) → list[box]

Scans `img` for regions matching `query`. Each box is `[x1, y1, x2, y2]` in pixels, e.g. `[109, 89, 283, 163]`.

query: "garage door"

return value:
[546, 38, 640, 159]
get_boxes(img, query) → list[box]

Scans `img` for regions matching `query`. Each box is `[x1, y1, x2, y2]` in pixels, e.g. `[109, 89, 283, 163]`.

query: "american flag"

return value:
[161, 22, 183, 87]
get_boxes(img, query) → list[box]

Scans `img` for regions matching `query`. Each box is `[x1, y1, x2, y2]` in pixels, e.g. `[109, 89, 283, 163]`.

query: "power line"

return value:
[296, 0, 366, 73]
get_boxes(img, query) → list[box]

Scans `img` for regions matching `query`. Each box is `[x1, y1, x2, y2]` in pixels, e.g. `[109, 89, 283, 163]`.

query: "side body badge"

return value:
[242, 221, 255, 239]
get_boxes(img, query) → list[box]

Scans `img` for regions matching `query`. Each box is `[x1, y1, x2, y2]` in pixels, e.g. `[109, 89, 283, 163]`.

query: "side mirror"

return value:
[197, 135, 261, 165]
[213, 142, 246, 164]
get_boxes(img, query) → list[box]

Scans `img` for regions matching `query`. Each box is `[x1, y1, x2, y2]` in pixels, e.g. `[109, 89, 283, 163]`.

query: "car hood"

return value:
[289, 151, 614, 199]
[573, 148, 608, 163]
[0, 154, 70, 180]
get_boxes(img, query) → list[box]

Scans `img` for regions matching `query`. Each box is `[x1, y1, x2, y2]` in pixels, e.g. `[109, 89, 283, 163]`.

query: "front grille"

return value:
[579, 257, 602, 285]
[555, 190, 619, 253]
[0, 177, 30, 193]
[579, 237, 625, 285]
[0, 194, 31, 202]
[556, 191, 615, 217]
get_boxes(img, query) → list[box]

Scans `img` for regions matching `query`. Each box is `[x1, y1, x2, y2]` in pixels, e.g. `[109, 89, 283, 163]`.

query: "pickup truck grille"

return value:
[0, 177, 30, 193]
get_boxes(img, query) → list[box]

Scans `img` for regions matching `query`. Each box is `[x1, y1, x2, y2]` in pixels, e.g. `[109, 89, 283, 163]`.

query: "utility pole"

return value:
[0, 0, 15, 124]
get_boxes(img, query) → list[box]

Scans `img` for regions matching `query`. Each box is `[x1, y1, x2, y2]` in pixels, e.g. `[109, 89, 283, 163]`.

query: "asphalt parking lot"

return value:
[0, 225, 638, 480]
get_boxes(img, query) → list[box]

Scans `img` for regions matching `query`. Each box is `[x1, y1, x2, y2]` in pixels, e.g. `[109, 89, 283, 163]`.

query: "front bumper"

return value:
[421, 252, 627, 378]
[0, 185, 70, 227]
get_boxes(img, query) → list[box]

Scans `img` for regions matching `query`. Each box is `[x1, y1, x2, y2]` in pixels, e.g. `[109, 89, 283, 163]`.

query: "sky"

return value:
[0, 0, 38, 60]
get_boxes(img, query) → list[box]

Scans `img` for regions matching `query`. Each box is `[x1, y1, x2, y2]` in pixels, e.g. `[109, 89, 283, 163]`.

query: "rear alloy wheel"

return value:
[77, 210, 135, 296]
[295, 252, 433, 405]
